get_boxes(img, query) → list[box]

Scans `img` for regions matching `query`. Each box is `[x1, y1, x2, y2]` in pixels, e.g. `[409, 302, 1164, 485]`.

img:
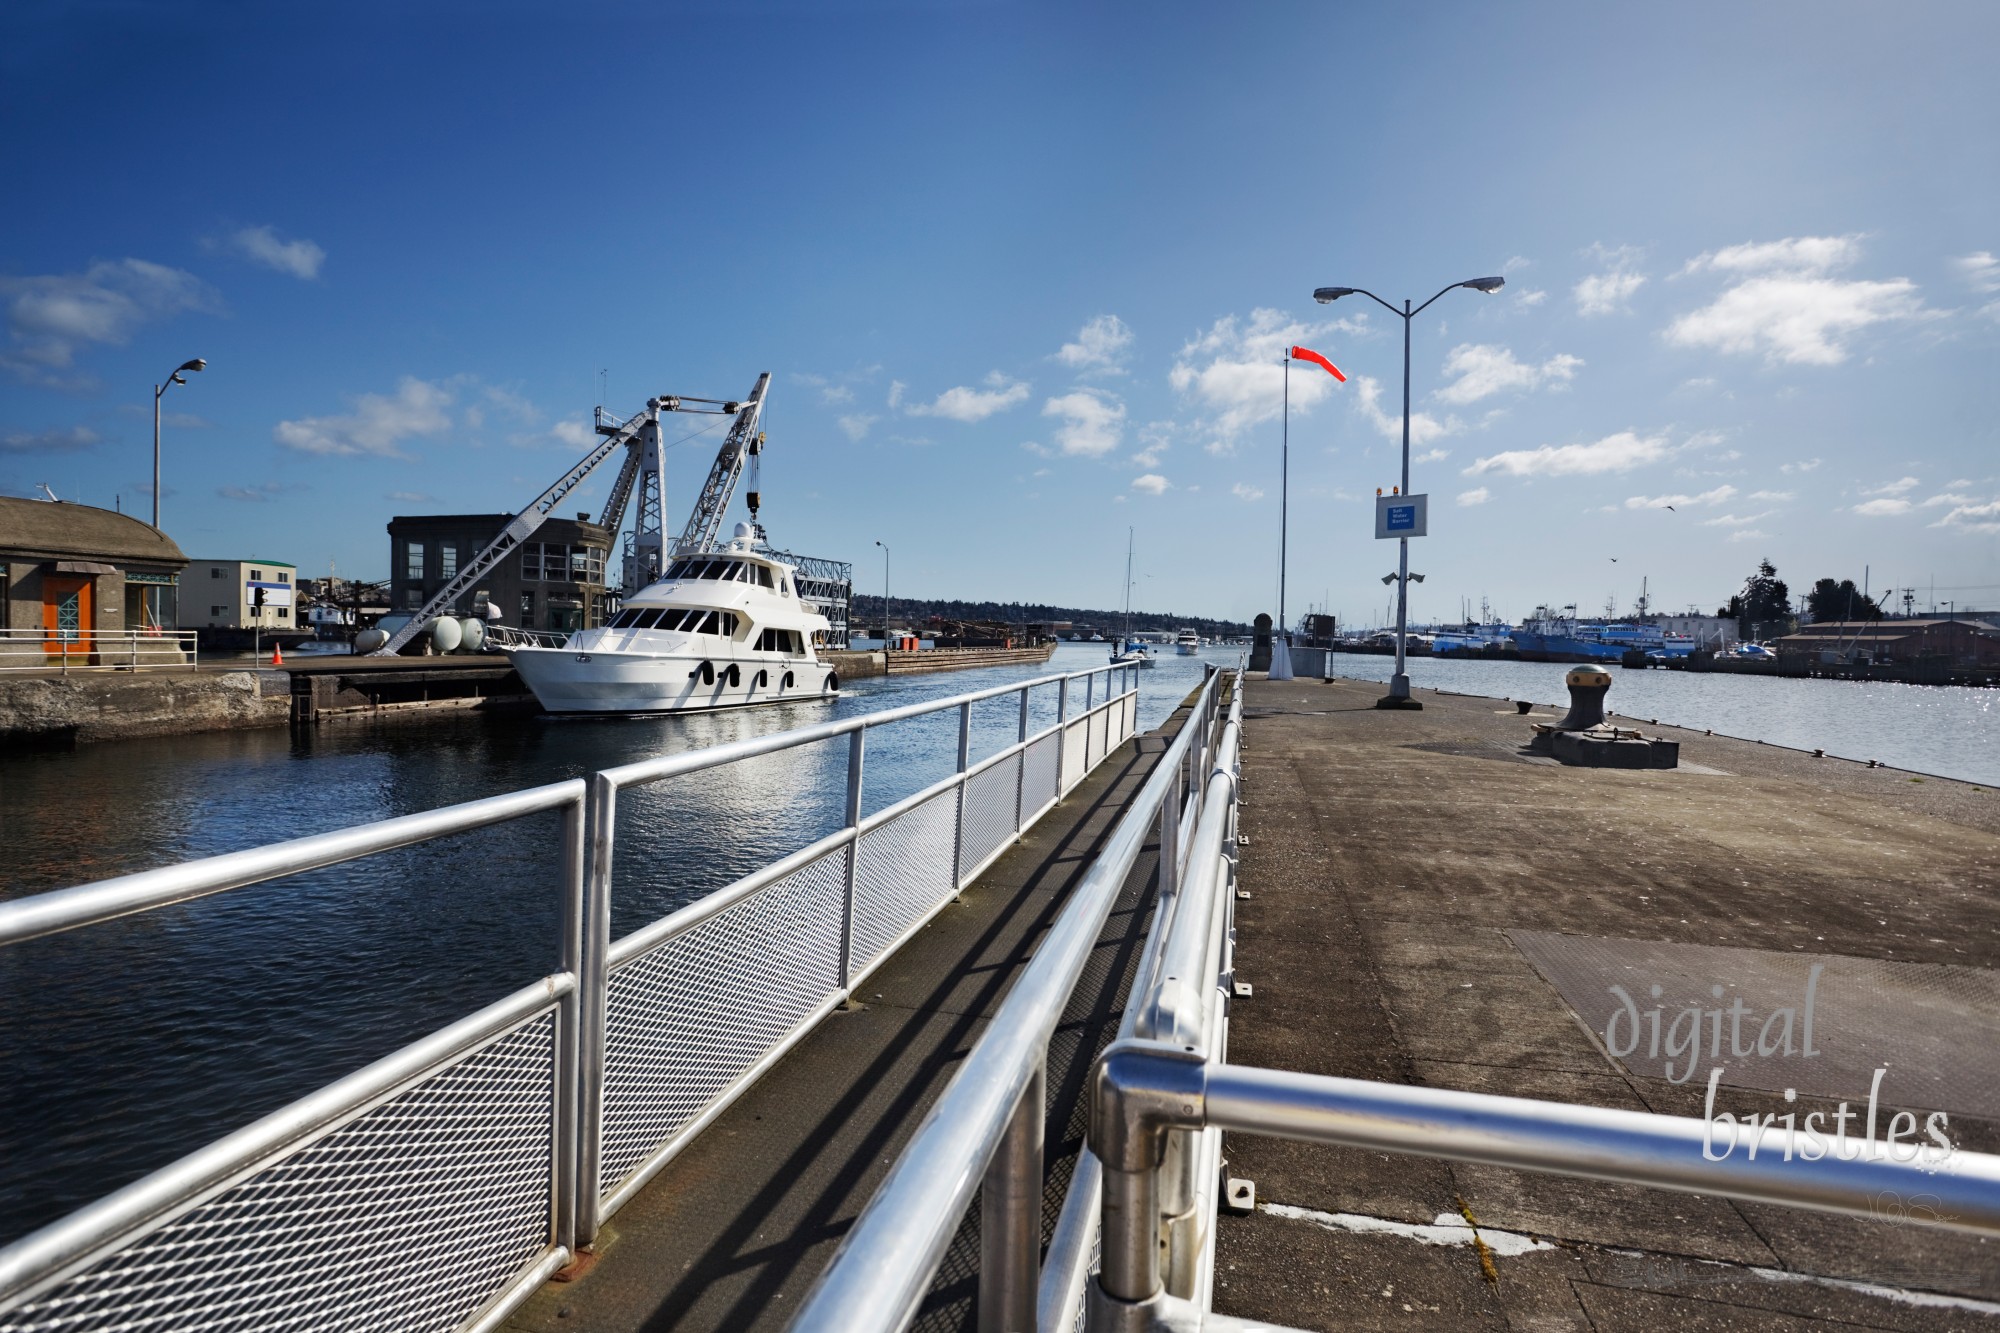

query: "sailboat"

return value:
[1109, 528, 1154, 668]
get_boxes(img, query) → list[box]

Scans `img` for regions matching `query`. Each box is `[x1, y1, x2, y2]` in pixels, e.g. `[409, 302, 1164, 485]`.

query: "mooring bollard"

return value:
[1552, 666, 1611, 731]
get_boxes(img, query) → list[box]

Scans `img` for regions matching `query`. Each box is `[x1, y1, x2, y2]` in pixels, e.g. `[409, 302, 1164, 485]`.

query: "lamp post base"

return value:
[1375, 672, 1422, 710]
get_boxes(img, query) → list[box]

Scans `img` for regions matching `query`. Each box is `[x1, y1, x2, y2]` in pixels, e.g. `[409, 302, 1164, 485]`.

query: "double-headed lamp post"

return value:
[153, 357, 207, 529]
[1314, 278, 1502, 706]
[875, 539, 890, 646]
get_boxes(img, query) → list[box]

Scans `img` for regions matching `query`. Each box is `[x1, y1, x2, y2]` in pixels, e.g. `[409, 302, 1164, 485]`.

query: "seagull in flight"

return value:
[1664, 504, 1676, 512]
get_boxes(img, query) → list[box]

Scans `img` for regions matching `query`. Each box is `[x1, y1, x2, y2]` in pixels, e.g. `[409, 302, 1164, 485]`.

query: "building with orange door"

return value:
[0, 496, 189, 664]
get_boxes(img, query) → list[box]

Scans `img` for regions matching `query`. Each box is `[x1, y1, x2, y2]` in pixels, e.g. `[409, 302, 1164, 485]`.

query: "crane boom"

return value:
[372, 407, 652, 655]
[672, 373, 769, 556]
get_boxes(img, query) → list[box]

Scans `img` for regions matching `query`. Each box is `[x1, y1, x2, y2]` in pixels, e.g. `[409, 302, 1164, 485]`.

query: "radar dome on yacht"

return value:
[734, 521, 754, 539]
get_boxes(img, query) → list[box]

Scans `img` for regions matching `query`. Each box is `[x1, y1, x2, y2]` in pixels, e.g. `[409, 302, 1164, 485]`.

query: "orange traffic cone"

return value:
[272, 642, 283, 665]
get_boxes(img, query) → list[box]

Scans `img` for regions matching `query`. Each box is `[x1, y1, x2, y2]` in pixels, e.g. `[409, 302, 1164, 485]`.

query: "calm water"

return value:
[0, 643, 1220, 1242]
[1316, 653, 2000, 786]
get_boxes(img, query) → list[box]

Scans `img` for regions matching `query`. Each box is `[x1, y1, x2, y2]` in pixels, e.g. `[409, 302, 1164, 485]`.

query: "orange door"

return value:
[42, 575, 93, 658]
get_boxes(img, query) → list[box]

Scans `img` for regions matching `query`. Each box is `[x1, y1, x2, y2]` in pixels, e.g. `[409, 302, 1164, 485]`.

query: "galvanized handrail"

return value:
[579, 661, 1142, 1237]
[0, 626, 199, 673]
[0, 779, 589, 1331]
[0, 656, 1149, 1333]
[787, 668, 1231, 1333]
[1038, 678, 1244, 1331]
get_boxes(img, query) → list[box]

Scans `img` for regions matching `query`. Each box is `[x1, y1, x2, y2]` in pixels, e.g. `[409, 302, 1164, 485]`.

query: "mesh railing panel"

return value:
[1, 1011, 559, 1333]
[850, 790, 958, 975]
[1060, 721, 1088, 793]
[958, 755, 1021, 885]
[1022, 732, 1059, 818]
[600, 848, 847, 1189]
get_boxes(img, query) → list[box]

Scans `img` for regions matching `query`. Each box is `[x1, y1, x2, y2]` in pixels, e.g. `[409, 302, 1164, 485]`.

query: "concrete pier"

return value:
[1215, 675, 2000, 1330]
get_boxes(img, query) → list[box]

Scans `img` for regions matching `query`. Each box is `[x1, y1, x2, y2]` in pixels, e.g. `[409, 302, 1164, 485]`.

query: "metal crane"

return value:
[373, 375, 768, 656]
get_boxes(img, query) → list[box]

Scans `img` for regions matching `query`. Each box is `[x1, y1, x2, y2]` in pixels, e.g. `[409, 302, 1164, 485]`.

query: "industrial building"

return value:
[387, 511, 614, 634]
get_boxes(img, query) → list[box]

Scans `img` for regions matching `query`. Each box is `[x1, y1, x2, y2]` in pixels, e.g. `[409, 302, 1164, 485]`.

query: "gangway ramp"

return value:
[502, 697, 1203, 1332]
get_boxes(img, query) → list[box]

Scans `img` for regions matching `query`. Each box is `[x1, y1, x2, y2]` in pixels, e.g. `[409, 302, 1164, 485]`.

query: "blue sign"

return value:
[1374, 493, 1429, 539]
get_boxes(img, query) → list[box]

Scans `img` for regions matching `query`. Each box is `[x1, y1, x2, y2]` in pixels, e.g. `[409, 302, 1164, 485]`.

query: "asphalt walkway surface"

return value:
[1215, 675, 2000, 1332]
[505, 698, 1195, 1333]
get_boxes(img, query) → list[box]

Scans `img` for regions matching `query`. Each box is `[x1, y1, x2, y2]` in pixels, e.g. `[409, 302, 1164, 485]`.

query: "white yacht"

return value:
[1175, 629, 1200, 656]
[507, 524, 837, 713]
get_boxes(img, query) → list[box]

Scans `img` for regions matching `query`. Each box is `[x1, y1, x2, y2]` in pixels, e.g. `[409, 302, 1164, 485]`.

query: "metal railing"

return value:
[787, 666, 1234, 1333]
[0, 627, 198, 673]
[0, 659, 1142, 1332]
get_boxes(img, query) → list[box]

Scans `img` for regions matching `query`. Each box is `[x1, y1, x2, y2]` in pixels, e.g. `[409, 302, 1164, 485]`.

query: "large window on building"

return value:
[405, 542, 424, 581]
[440, 544, 458, 579]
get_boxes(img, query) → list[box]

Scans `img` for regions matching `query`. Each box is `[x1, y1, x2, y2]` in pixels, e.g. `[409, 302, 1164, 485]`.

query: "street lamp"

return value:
[875, 539, 890, 647]
[1315, 278, 1501, 708]
[153, 357, 206, 529]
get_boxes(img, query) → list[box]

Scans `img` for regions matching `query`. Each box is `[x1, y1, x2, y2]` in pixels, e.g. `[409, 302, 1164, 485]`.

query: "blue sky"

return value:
[3, 2, 1997, 626]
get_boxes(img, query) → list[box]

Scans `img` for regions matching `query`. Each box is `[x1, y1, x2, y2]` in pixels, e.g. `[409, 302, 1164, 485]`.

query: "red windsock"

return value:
[1290, 345, 1346, 382]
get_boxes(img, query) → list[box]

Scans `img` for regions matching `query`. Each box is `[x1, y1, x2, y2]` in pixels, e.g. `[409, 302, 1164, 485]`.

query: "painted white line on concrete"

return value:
[1259, 1202, 1551, 1257]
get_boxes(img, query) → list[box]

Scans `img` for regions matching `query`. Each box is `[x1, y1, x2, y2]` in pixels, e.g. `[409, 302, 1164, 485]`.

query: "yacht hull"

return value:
[507, 646, 837, 714]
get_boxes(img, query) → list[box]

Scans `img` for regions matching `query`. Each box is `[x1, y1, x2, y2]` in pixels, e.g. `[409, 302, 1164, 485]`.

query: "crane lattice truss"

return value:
[374, 372, 850, 654]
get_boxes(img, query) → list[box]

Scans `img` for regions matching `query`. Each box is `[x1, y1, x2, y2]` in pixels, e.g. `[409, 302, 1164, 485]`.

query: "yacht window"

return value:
[755, 565, 774, 589]
[695, 610, 719, 635]
[653, 609, 685, 631]
[702, 561, 726, 580]
[664, 560, 691, 579]
[633, 609, 665, 629]
[723, 561, 744, 582]
[723, 611, 739, 635]
[610, 609, 641, 629]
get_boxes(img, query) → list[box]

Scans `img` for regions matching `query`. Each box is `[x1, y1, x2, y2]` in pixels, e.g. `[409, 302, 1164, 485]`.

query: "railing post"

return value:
[979, 1058, 1044, 1333]
[1055, 677, 1069, 797]
[1014, 685, 1029, 834]
[575, 772, 617, 1246]
[554, 791, 587, 1255]
[953, 700, 972, 888]
[839, 728, 865, 985]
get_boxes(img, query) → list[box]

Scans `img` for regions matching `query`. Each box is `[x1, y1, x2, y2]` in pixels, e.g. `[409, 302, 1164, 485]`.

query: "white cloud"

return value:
[1574, 244, 1646, 316]
[1169, 307, 1365, 453]
[1781, 458, 1822, 474]
[0, 258, 218, 381]
[1954, 252, 2000, 293]
[385, 490, 433, 503]
[1726, 529, 1771, 543]
[905, 372, 1030, 422]
[1352, 375, 1457, 447]
[886, 380, 906, 410]
[1020, 440, 1054, 458]
[1413, 447, 1451, 464]
[1666, 235, 1927, 365]
[549, 419, 594, 449]
[1131, 473, 1169, 496]
[1055, 315, 1133, 374]
[1930, 498, 2000, 534]
[1624, 484, 1737, 509]
[837, 414, 877, 442]
[1700, 510, 1775, 527]
[1043, 389, 1126, 457]
[274, 376, 454, 458]
[1464, 430, 1671, 478]
[0, 425, 102, 453]
[1504, 256, 1533, 272]
[1863, 476, 1919, 496]
[1231, 482, 1264, 501]
[1748, 489, 1794, 501]
[1457, 487, 1490, 506]
[1130, 421, 1171, 468]
[217, 481, 290, 502]
[1922, 491, 1975, 507]
[226, 225, 325, 280]
[1850, 497, 1912, 516]
[1516, 289, 1548, 307]
[1434, 344, 1582, 405]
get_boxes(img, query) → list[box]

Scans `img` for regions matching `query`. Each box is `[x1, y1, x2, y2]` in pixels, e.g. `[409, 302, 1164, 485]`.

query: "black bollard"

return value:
[1553, 666, 1611, 731]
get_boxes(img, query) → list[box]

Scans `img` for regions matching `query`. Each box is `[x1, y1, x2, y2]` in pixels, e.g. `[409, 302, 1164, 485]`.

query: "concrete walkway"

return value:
[1216, 676, 2000, 1331]
[505, 702, 1193, 1333]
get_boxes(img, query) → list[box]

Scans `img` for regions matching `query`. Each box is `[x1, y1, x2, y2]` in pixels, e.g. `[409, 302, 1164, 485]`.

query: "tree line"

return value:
[1717, 559, 1885, 635]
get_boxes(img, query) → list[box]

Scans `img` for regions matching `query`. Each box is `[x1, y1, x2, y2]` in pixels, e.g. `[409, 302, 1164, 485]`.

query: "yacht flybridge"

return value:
[507, 523, 836, 713]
